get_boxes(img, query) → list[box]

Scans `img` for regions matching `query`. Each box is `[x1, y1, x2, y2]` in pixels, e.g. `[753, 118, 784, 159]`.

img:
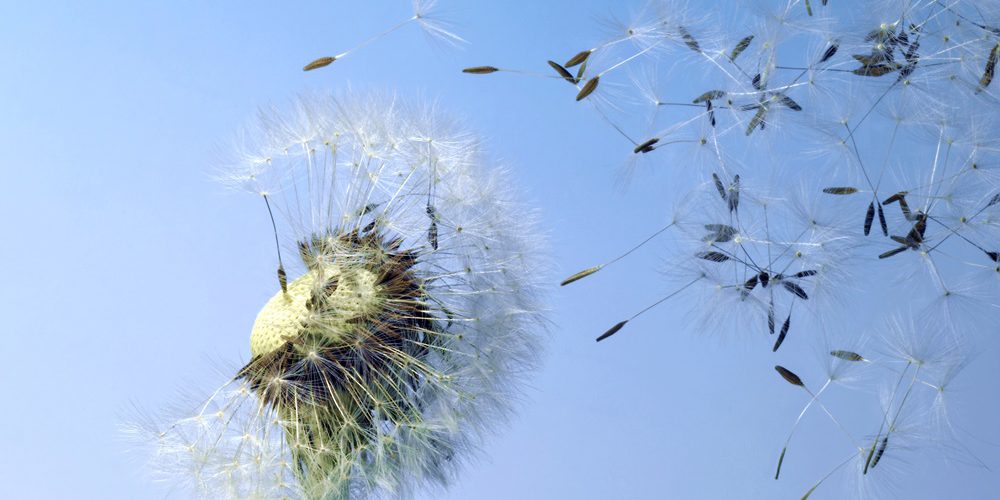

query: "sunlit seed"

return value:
[303, 56, 336, 71]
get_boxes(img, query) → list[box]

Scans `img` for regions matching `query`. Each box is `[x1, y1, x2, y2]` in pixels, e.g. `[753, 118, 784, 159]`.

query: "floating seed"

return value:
[303, 56, 336, 71]
[730, 35, 754, 60]
[864, 201, 875, 236]
[693, 90, 726, 104]
[882, 191, 908, 205]
[977, 43, 999, 93]
[879, 246, 908, 259]
[729, 175, 741, 212]
[462, 66, 500, 74]
[576, 76, 600, 101]
[576, 60, 588, 81]
[775, 447, 787, 479]
[697, 251, 730, 262]
[768, 301, 775, 334]
[760, 272, 770, 288]
[560, 266, 602, 286]
[707, 101, 716, 127]
[782, 282, 809, 300]
[747, 107, 767, 135]
[547, 60, 577, 83]
[987, 193, 1000, 208]
[712, 173, 727, 200]
[823, 187, 859, 195]
[777, 94, 802, 111]
[597, 320, 628, 342]
[428, 221, 439, 250]
[704, 224, 738, 242]
[775, 365, 804, 386]
[853, 62, 901, 77]
[678, 26, 701, 52]
[986, 251, 1000, 262]
[819, 42, 839, 63]
[744, 275, 759, 292]
[773, 314, 791, 351]
[793, 270, 817, 278]
[633, 138, 659, 154]
[752, 73, 762, 90]
[564, 49, 592, 68]
[830, 350, 865, 361]
[877, 203, 888, 236]
[870, 436, 889, 468]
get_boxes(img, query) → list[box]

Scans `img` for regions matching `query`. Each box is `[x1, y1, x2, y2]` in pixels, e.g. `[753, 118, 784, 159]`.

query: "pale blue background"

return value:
[1, 1, 998, 499]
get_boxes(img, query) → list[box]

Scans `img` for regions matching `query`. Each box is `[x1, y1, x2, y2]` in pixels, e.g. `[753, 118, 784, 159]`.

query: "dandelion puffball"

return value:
[136, 92, 546, 499]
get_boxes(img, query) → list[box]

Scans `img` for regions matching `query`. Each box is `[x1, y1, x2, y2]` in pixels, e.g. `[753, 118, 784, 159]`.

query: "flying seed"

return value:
[853, 63, 901, 77]
[775, 365, 804, 386]
[882, 191, 908, 204]
[773, 315, 791, 351]
[564, 49, 592, 68]
[877, 203, 888, 236]
[819, 42, 839, 63]
[707, 101, 716, 127]
[697, 251, 730, 262]
[576, 60, 588, 81]
[864, 201, 875, 236]
[793, 270, 817, 278]
[576, 76, 600, 101]
[547, 60, 577, 83]
[830, 350, 865, 361]
[462, 66, 500, 74]
[597, 320, 628, 342]
[560, 266, 602, 286]
[693, 90, 726, 103]
[704, 224, 738, 242]
[634, 138, 659, 154]
[782, 282, 808, 300]
[777, 94, 802, 111]
[747, 107, 767, 135]
[752, 73, 762, 90]
[678, 26, 701, 52]
[744, 275, 759, 292]
[986, 251, 1000, 262]
[760, 272, 770, 288]
[775, 447, 787, 480]
[823, 187, 859, 195]
[355, 203, 380, 217]
[879, 246, 908, 259]
[768, 301, 775, 334]
[731, 35, 754, 60]
[729, 175, 741, 212]
[712, 173, 727, 200]
[986, 193, 1000, 208]
[870, 437, 889, 468]
[428, 221, 439, 250]
[303, 56, 336, 71]
[977, 43, 999, 93]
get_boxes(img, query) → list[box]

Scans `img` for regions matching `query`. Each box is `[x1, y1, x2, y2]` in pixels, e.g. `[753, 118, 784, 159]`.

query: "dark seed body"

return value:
[775, 365, 804, 386]
[823, 187, 859, 195]
[565, 49, 592, 68]
[597, 320, 628, 342]
[773, 315, 791, 351]
[463, 66, 500, 74]
[864, 201, 875, 236]
[819, 43, 839, 63]
[304, 56, 336, 71]
[877, 204, 888, 236]
[548, 60, 577, 83]
[576, 77, 600, 101]
[830, 350, 864, 361]
[731, 35, 754, 60]
[634, 138, 660, 154]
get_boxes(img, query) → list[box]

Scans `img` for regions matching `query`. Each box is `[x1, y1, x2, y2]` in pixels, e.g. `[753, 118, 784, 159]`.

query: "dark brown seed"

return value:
[986, 251, 1000, 262]
[576, 60, 588, 81]
[890, 235, 909, 246]
[548, 60, 577, 83]
[760, 272, 770, 288]
[870, 437, 889, 468]
[462, 66, 500, 74]
[782, 281, 809, 300]
[707, 101, 716, 127]
[704, 224, 738, 242]
[775, 447, 787, 480]
[819, 42, 839, 63]
[882, 191, 908, 205]
[777, 94, 802, 111]
[597, 320, 628, 342]
[752, 73, 762, 90]
[864, 201, 875, 236]
[744, 275, 759, 292]
[823, 187, 859, 195]
[712, 173, 727, 200]
[898, 198, 913, 220]
[768, 300, 775, 334]
[277, 265, 288, 293]
[879, 246, 908, 259]
[693, 90, 726, 103]
[679, 26, 701, 52]
[560, 266, 602, 286]
[303, 56, 336, 71]
[977, 43, 999, 93]
[853, 62, 901, 77]
[986, 193, 1000, 208]
[774, 365, 804, 386]
[564, 49, 592, 68]
[830, 350, 865, 361]
[576, 76, 600, 101]
[731, 35, 754, 60]
[793, 270, 818, 278]
[633, 138, 660, 154]
[428, 221, 439, 250]
[747, 107, 767, 135]
[773, 315, 791, 351]
[877, 203, 888, 236]
[696, 251, 730, 262]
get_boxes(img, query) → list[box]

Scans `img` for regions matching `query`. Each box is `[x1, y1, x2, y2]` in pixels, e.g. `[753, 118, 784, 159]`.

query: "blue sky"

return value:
[2, 1, 999, 498]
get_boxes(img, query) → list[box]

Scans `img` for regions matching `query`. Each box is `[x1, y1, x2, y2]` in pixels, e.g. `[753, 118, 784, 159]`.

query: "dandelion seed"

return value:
[853, 62, 901, 77]
[712, 173, 727, 200]
[633, 138, 659, 154]
[462, 65, 500, 74]
[730, 35, 754, 61]
[986, 251, 1000, 262]
[576, 76, 600, 101]
[564, 49, 592, 68]
[775, 365, 804, 387]
[773, 314, 791, 351]
[977, 43, 999, 93]
[819, 42, 839, 63]
[987, 193, 1000, 208]
[678, 26, 701, 52]
[697, 251, 730, 262]
[877, 203, 888, 236]
[303, 56, 336, 71]
[752, 73, 762, 90]
[597, 320, 629, 342]
[830, 350, 865, 361]
[277, 265, 287, 293]
[747, 106, 767, 135]
[870, 436, 889, 468]
[792, 270, 817, 279]
[783, 282, 809, 300]
[776, 94, 802, 111]
[729, 175, 741, 212]
[703, 224, 738, 243]
[547, 60, 577, 83]
[823, 187, 859, 195]
[561, 266, 603, 286]
[864, 201, 875, 236]
[768, 301, 775, 334]
[879, 246, 908, 259]
[693, 90, 726, 104]
[882, 191, 908, 205]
